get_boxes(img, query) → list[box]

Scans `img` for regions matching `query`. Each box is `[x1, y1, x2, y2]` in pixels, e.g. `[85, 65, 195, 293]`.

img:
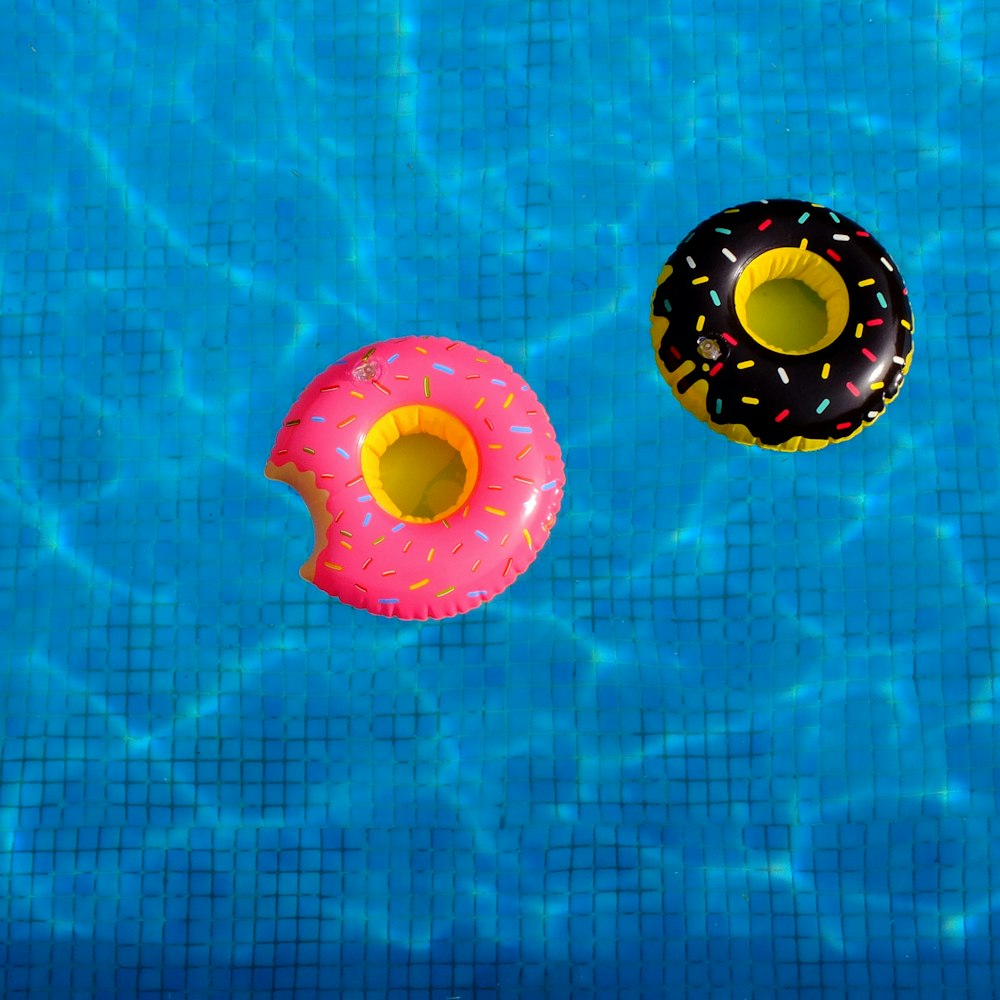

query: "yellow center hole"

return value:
[744, 278, 829, 354]
[361, 405, 479, 523]
[734, 247, 849, 355]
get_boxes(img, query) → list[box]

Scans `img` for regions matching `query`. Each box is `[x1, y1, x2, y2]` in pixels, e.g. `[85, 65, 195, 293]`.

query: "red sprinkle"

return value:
[866, 318, 884, 327]
[836, 422, 852, 430]
[826, 249, 842, 262]
[669, 345, 682, 360]
[775, 409, 790, 423]
[856, 230, 870, 237]
[758, 218, 773, 231]
[862, 348, 877, 362]
[845, 382, 860, 397]
[709, 362, 723, 377]
[721, 332, 738, 345]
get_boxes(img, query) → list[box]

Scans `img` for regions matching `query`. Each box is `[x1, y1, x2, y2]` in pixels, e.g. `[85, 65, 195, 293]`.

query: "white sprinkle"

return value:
[893, 355, 906, 364]
[686, 255, 697, 269]
[833, 233, 851, 241]
[867, 410, 879, 419]
[777, 367, 789, 384]
[722, 247, 737, 262]
[880, 256, 894, 272]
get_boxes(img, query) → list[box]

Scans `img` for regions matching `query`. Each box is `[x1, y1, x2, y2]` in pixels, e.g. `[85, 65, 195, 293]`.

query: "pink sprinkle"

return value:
[721, 332, 738, 345]
[862, 348, 877, 362]
[846, 381, 860, 397]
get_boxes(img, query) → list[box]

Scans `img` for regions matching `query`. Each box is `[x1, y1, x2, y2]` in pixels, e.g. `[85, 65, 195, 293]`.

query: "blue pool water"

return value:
[1, 0, 999, 996]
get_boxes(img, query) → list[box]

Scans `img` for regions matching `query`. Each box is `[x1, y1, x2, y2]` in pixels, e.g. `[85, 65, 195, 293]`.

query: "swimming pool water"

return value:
[1, 0, 999, 996]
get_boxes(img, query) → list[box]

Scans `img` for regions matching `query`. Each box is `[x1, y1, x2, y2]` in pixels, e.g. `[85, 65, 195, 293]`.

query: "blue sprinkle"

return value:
[310, 416, 326, 422]
[510, 426, 532, 434]
[816, 398, 830, 414]
[357, 495, 372, 503]
[829, 211, 841, 223]
[432, 363, 455, 374]
[475, 530, 489, 542]
[491, 378, 507, 386]
[362, 513, 372, 527]
[715, 398, 722, 415]
[797, 212, 810, 224]
[541, 480, 557, 491]
[663, 299, 672, 312]
[392, 523, 405, 532]
[876, 292, 888, 309]
[387, 353, 399, 364]
[336, 447, 350, 459]
[710, 289, 721, 307]
[714, 228, 732, 235]
[467, 590, 488, 598]
[378, 598, 400, 604]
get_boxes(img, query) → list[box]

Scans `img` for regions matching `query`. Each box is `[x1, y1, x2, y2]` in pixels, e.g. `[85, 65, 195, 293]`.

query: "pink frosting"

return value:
[266, 336, 564, 620]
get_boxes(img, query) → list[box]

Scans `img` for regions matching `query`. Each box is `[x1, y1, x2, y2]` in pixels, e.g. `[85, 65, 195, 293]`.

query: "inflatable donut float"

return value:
[650, 198, 914, 451]
[265, 336, 564, 620]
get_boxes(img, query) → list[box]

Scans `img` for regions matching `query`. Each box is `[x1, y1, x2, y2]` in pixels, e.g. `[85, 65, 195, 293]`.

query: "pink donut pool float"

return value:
[265, 336, 565, 620]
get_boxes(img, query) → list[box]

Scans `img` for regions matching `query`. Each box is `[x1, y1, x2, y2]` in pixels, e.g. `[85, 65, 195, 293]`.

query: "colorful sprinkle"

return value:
[510, 426, 532, 434]
[475, 530, 489, 542]
[775, 409, 790, 422]
[692, 276, 709, 285]
[485, 507, 506, 517]
[409, 578, 430, 590]
[870, 381, 885, 390]
[742, 396, 759, 405]
[737, 360, 755, 370]
[846, 381, 860, 397]
[423, 376, 431, 398]
[722, 248, 737, 263]
[710, 289, 722, 306]
[821, 363, 831, 380]
[876, 292, 888, 308]
[541, 480, 558, 491]
[861, 348, 877, 362]
[797, 211, 810, 224]
[715, 228, 732, 235]
[432, 363, 455, 375]
[758, 219, 773, 231]
[777, 367, 789, 384]
[826, 249, 842, 262]
[721, 332, 738, 345]
[880, 256, 894, 272]
[858, 278, 875, 287]
[816, 398, 830, 414]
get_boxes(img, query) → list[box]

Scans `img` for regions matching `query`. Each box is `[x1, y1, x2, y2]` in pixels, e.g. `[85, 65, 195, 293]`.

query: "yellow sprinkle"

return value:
[350, 390, 365, 399]
[870, 381, 885, 390]
[474, 396, 486, 409]
[799, 238, 808, 250]
[415, 346, 428, 354]
[696, 315, 706, 332]
[488, 443, 503, 449]
[427, 548, 435, 562]
[724, 208, 740, 213]
[742, 397, 759, 405]
[435, 586, 456, 598]
[821, 363, 831, 379]
[737, 360, 755, 370]
[855, 323, 864, 338]
[373, 536, 385, 545]
[323, 562, 343, 571]
[858, 278, 876, 287]
[901, 319, 912, 330]
[503, 393, 514, 409]
[523, 528, 533, 549]
[409, 578, 430, 590]
[692, 276, 709, 285]
[339, 540, 352, 550]
[485, 507, 506, 516]
[423, 376, 431, 398]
